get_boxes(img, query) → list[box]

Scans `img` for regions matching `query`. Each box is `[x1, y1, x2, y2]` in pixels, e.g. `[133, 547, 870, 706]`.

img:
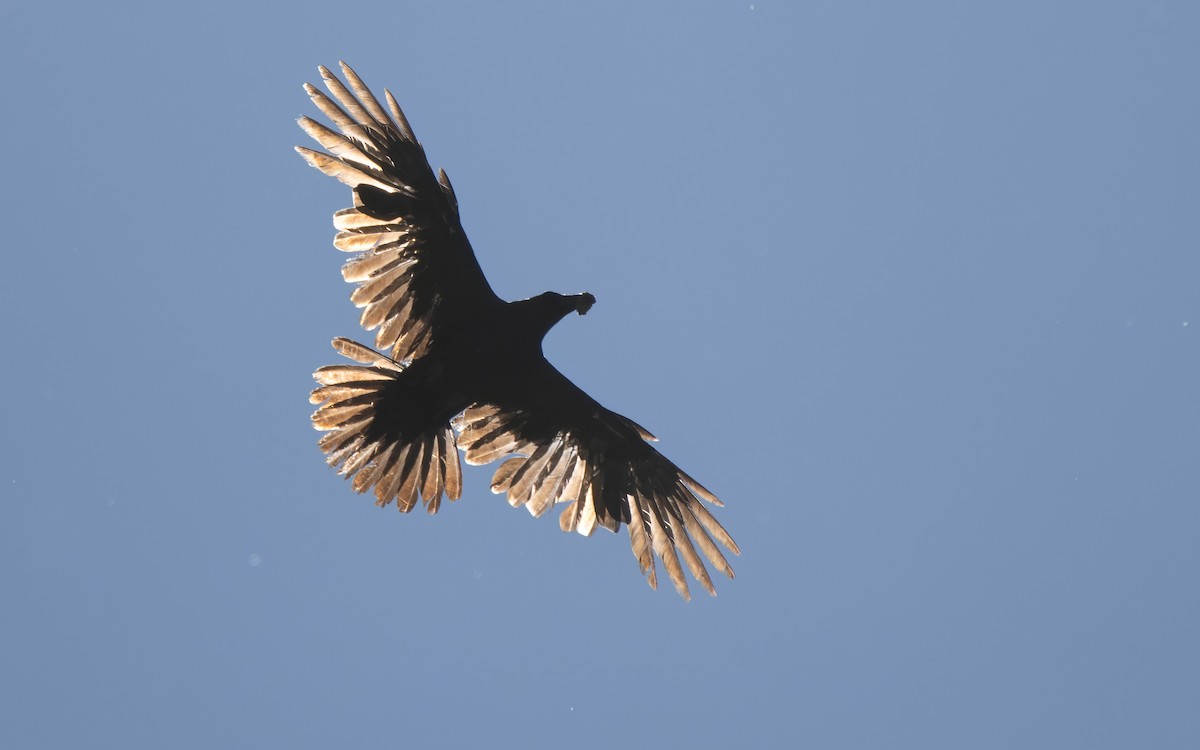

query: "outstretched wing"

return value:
[454, 360, 740, 600]
[296, 62, 502, 362]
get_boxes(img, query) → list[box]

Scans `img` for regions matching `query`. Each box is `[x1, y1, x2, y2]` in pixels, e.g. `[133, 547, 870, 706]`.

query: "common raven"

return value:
[298, 63, 738, 599]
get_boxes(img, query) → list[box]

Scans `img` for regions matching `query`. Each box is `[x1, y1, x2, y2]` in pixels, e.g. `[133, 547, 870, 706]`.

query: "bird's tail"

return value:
[310, 338, 463, 512]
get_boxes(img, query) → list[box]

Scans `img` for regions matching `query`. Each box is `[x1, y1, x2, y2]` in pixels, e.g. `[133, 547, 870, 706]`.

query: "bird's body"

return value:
[363, 292, 593, 446]
[299, 63, 738, 599]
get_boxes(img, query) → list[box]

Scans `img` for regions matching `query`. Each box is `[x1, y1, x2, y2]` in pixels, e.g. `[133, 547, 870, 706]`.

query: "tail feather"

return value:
[311, 339, 462, 512]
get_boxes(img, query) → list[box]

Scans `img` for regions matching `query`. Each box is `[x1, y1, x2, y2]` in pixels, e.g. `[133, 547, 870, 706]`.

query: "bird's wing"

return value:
[454, 360, 739, 600]
[296, 62, 502, 362]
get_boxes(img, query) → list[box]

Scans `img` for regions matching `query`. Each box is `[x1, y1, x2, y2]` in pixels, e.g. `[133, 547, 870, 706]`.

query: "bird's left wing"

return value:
[454, 360, 739, 600]
[296, 62, 502, 362]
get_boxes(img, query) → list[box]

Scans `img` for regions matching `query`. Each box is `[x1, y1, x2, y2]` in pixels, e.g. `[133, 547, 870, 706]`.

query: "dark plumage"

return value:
[298, 63, 738, 598]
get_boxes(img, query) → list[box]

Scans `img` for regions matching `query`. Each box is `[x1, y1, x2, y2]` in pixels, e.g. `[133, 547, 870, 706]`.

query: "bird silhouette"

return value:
[298, 63, 738, 599]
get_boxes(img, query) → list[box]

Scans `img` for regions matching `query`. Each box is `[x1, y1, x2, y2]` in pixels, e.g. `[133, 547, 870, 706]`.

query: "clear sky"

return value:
[2, 2, 1198, 748]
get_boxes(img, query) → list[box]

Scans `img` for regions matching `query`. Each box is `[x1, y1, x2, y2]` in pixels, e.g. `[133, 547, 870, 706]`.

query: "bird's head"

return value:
[520, 291, 596, 340]
[571, 292, 596, 315]
[533, 291, 595, 316]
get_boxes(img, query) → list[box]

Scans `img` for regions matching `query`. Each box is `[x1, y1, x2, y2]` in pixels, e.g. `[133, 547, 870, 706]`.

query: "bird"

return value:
[297, 62, 738, 599]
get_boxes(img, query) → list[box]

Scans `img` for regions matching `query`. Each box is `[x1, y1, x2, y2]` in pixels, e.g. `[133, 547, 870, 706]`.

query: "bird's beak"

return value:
[574, 293, 596, 315]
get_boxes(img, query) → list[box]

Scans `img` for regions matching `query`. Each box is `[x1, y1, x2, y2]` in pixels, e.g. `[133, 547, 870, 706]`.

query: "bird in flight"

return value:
[297, 62, 738, 599]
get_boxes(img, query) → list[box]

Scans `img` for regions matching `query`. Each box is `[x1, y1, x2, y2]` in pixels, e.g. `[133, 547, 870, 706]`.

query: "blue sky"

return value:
[2, 2, 1198, 748]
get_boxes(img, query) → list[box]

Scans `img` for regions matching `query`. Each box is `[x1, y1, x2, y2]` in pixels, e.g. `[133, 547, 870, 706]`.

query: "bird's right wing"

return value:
[296, 62, 502, 362]
[455, 359, 739, 600]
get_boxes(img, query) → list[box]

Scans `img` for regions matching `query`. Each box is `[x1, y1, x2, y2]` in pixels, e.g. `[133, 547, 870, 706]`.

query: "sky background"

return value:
[2, 1, 1198, 748]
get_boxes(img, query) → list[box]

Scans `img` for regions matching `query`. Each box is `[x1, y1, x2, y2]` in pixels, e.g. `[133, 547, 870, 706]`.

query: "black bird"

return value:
[298, 63, 738, 599]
